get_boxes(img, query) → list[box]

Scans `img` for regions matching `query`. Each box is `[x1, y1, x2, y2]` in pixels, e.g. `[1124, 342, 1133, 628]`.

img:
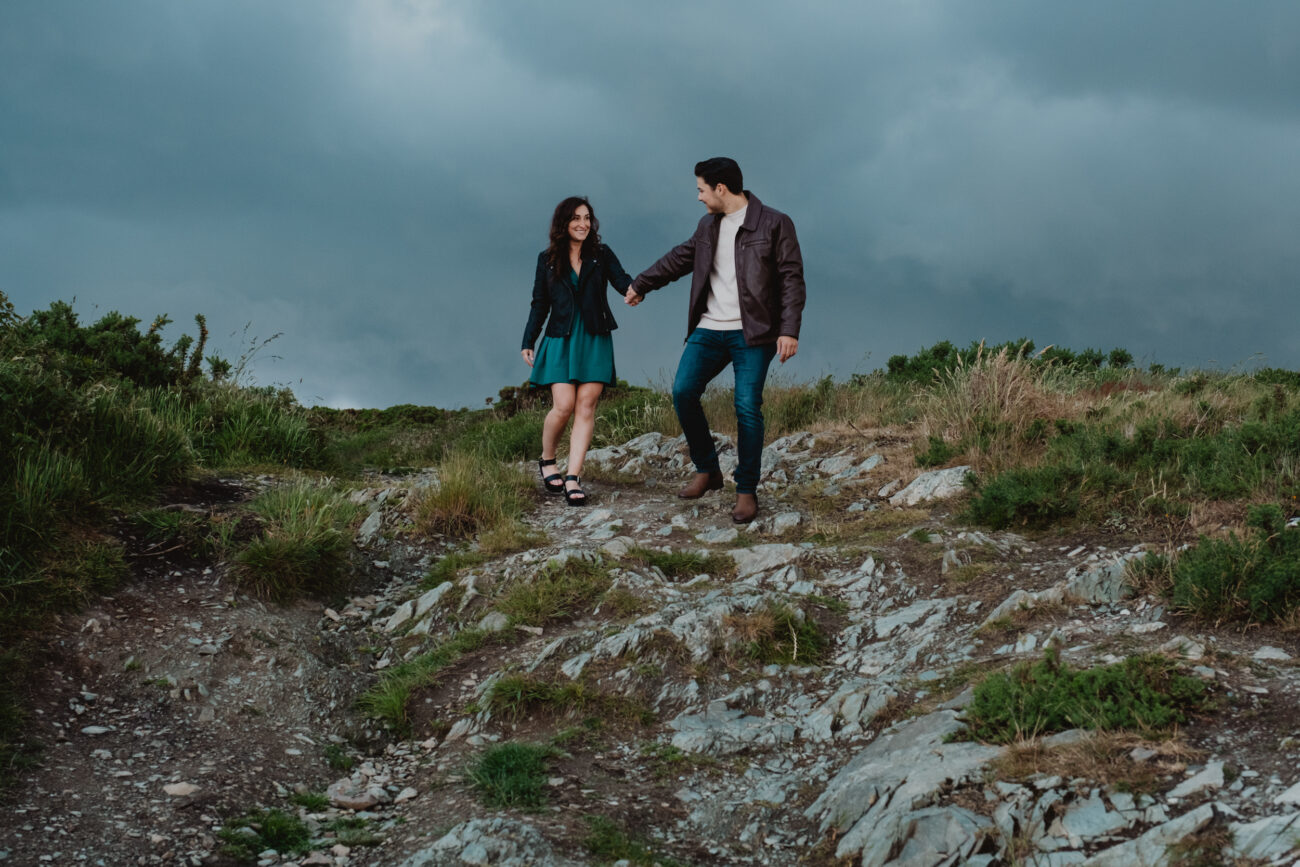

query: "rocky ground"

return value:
[1, 428, 1298, 866]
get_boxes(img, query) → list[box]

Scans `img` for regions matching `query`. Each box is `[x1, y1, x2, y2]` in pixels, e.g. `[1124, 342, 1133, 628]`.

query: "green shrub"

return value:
[468, 741, 556, 809]
[915, 435, 959, 468]
[1254, 368, 1300, 389]
[1170, 505, 1300, 623]
[959, 650, 1208, 744]
[964, 466, 1080, 529]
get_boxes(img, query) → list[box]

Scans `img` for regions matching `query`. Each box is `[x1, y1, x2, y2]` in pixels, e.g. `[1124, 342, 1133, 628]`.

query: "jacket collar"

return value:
[711, 191, 763, 234]
[739, 191, 763, 233]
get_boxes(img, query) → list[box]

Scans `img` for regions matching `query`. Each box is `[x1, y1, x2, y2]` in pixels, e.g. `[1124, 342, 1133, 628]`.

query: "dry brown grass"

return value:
[918, 345, 1079, 475]
[990, 730, 1202, 789]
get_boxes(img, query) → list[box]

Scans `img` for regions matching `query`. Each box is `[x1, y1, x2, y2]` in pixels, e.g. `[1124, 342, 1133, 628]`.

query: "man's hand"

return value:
[521, 348, 534, 367]
[624, 287, 643, 307]
[777, 336, 798, 363]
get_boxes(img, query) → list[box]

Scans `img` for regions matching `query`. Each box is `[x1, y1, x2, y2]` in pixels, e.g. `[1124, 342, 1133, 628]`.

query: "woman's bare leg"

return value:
[566, 382, 604, 487]
[542, 383, 576, 460]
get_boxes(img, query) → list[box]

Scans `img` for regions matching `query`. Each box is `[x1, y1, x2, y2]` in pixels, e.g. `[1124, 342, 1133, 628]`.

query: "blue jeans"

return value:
[672, 329, 778, 494]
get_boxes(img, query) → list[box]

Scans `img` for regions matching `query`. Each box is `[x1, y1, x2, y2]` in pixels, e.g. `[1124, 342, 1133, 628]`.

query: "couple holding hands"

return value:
[520, 157, 806, 524]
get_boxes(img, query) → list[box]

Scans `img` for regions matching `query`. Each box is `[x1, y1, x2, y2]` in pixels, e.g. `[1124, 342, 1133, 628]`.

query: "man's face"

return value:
[696, 177, 726, 214]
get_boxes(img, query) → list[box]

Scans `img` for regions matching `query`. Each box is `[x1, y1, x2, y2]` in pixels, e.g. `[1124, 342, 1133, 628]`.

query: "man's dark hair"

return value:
[694, 157, 743, 195]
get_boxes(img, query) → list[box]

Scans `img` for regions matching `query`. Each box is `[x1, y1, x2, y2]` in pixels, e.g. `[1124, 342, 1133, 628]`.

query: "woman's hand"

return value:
[522, 348, 534, 367]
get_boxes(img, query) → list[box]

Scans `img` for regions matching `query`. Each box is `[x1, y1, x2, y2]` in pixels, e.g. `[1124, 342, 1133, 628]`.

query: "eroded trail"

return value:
[2, 430, 1298, 867]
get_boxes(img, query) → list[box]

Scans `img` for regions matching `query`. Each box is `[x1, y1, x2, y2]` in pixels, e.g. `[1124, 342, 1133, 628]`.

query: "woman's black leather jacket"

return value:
[521, 244, 633, 350]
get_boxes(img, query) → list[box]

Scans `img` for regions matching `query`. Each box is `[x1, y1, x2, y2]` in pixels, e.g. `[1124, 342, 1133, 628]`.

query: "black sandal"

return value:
[563, 474, 588, 506]
[538, 458, 564, 494]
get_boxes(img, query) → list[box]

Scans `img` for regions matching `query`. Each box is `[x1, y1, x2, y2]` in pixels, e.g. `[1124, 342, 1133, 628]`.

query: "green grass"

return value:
[323, 816, 384, 847]
[965, 402, 1300, 530]
[288, 790, 330, 811]
[323, 744, 355, 772]
[423, 549, 489, 589]
[217, 809, 311, 862]
[727, 603, 828, 666]
[468, 741, 556, 810]
[486, 675, 654, 724]
[411, 448, 534, 539]
[359, 628, 501, 733]
[625, 546, 735, 579]
[584, 814, 689, 866]
[495, 556, 614, 627]
[958, 649, 1209, 744]
[0, 649, 43, 789]
[233, 481, 363, 601]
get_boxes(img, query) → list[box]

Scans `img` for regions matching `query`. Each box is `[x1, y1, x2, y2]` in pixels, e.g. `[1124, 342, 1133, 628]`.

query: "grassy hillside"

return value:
[3, 290, 1298, 784]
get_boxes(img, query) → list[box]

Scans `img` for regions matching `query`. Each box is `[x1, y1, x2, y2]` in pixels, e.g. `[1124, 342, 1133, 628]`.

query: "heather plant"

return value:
[1168, 504, 1300, 625]
[958, 649, 1208, 744]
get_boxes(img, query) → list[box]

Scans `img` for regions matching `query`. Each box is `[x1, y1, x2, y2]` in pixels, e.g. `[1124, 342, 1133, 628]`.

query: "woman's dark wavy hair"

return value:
[546, 196, 601, 282]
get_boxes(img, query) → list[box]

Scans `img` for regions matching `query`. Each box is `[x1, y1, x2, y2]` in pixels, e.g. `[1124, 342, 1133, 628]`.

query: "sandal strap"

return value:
[565, 474, 580, 482]
[539, 457, 558, 467]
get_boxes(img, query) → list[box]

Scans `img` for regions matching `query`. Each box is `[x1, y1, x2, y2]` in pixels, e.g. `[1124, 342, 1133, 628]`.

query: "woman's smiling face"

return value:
[568, 205, 592, 243]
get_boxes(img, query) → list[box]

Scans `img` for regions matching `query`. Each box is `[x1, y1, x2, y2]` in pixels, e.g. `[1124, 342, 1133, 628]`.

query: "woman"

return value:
[521, 196, 632, 506]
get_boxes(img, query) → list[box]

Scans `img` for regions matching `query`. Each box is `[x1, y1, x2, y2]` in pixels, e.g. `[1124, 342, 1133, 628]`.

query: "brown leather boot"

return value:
[732, 493, 759, 524]
[677, 470, 724, 499]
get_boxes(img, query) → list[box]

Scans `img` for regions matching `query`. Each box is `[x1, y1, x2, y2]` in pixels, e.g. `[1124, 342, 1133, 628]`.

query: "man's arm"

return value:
[774, 214, 806, 358]
[626, 222, 705, 303]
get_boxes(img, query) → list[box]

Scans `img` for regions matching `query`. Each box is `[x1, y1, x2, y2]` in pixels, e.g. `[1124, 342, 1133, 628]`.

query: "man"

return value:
[625, 157, 806, 524]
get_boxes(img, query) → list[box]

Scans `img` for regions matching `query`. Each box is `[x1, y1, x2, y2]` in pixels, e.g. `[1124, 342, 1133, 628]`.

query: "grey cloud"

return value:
[2, 1, 1297, 410]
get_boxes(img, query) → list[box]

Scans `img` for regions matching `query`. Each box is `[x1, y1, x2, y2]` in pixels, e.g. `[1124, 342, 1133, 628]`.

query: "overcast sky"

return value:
[4, 1, 1298, 409]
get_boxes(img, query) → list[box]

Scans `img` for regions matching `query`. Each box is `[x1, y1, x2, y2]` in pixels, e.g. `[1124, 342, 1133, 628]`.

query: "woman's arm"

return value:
[521, 253, 552, 351]
[602, 245, 633, 294]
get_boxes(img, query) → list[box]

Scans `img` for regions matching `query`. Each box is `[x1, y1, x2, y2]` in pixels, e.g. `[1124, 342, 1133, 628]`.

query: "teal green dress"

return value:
[530, 269, 616, 386]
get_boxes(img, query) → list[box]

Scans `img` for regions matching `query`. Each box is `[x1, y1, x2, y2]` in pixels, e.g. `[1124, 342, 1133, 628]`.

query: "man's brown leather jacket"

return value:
[629, 192, 805, 345]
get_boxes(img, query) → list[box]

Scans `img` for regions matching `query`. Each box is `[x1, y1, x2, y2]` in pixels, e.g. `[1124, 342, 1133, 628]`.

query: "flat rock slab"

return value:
[1080, 803, 1216, 866]
[807, 710, 1003, 863]
[401, 818, 583, 866]
[669, 704, 796, 756]
[889, 466, 972, 506]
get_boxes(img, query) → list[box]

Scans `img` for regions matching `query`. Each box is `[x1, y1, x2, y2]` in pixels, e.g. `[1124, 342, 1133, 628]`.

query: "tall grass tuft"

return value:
[234, 481, 363, 601]
[410, 449, 533, 539]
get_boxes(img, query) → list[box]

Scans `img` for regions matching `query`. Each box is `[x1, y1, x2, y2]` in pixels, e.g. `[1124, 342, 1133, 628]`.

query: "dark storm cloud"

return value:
[3, 1, 1298, 408]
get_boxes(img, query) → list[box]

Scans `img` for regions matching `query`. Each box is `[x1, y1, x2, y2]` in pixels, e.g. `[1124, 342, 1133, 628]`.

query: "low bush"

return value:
[1169, 505, 1300, 624]
[468, 741, 556, 809]
[959, 649, 1208, 744]
[964, 466, 1081, 529]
